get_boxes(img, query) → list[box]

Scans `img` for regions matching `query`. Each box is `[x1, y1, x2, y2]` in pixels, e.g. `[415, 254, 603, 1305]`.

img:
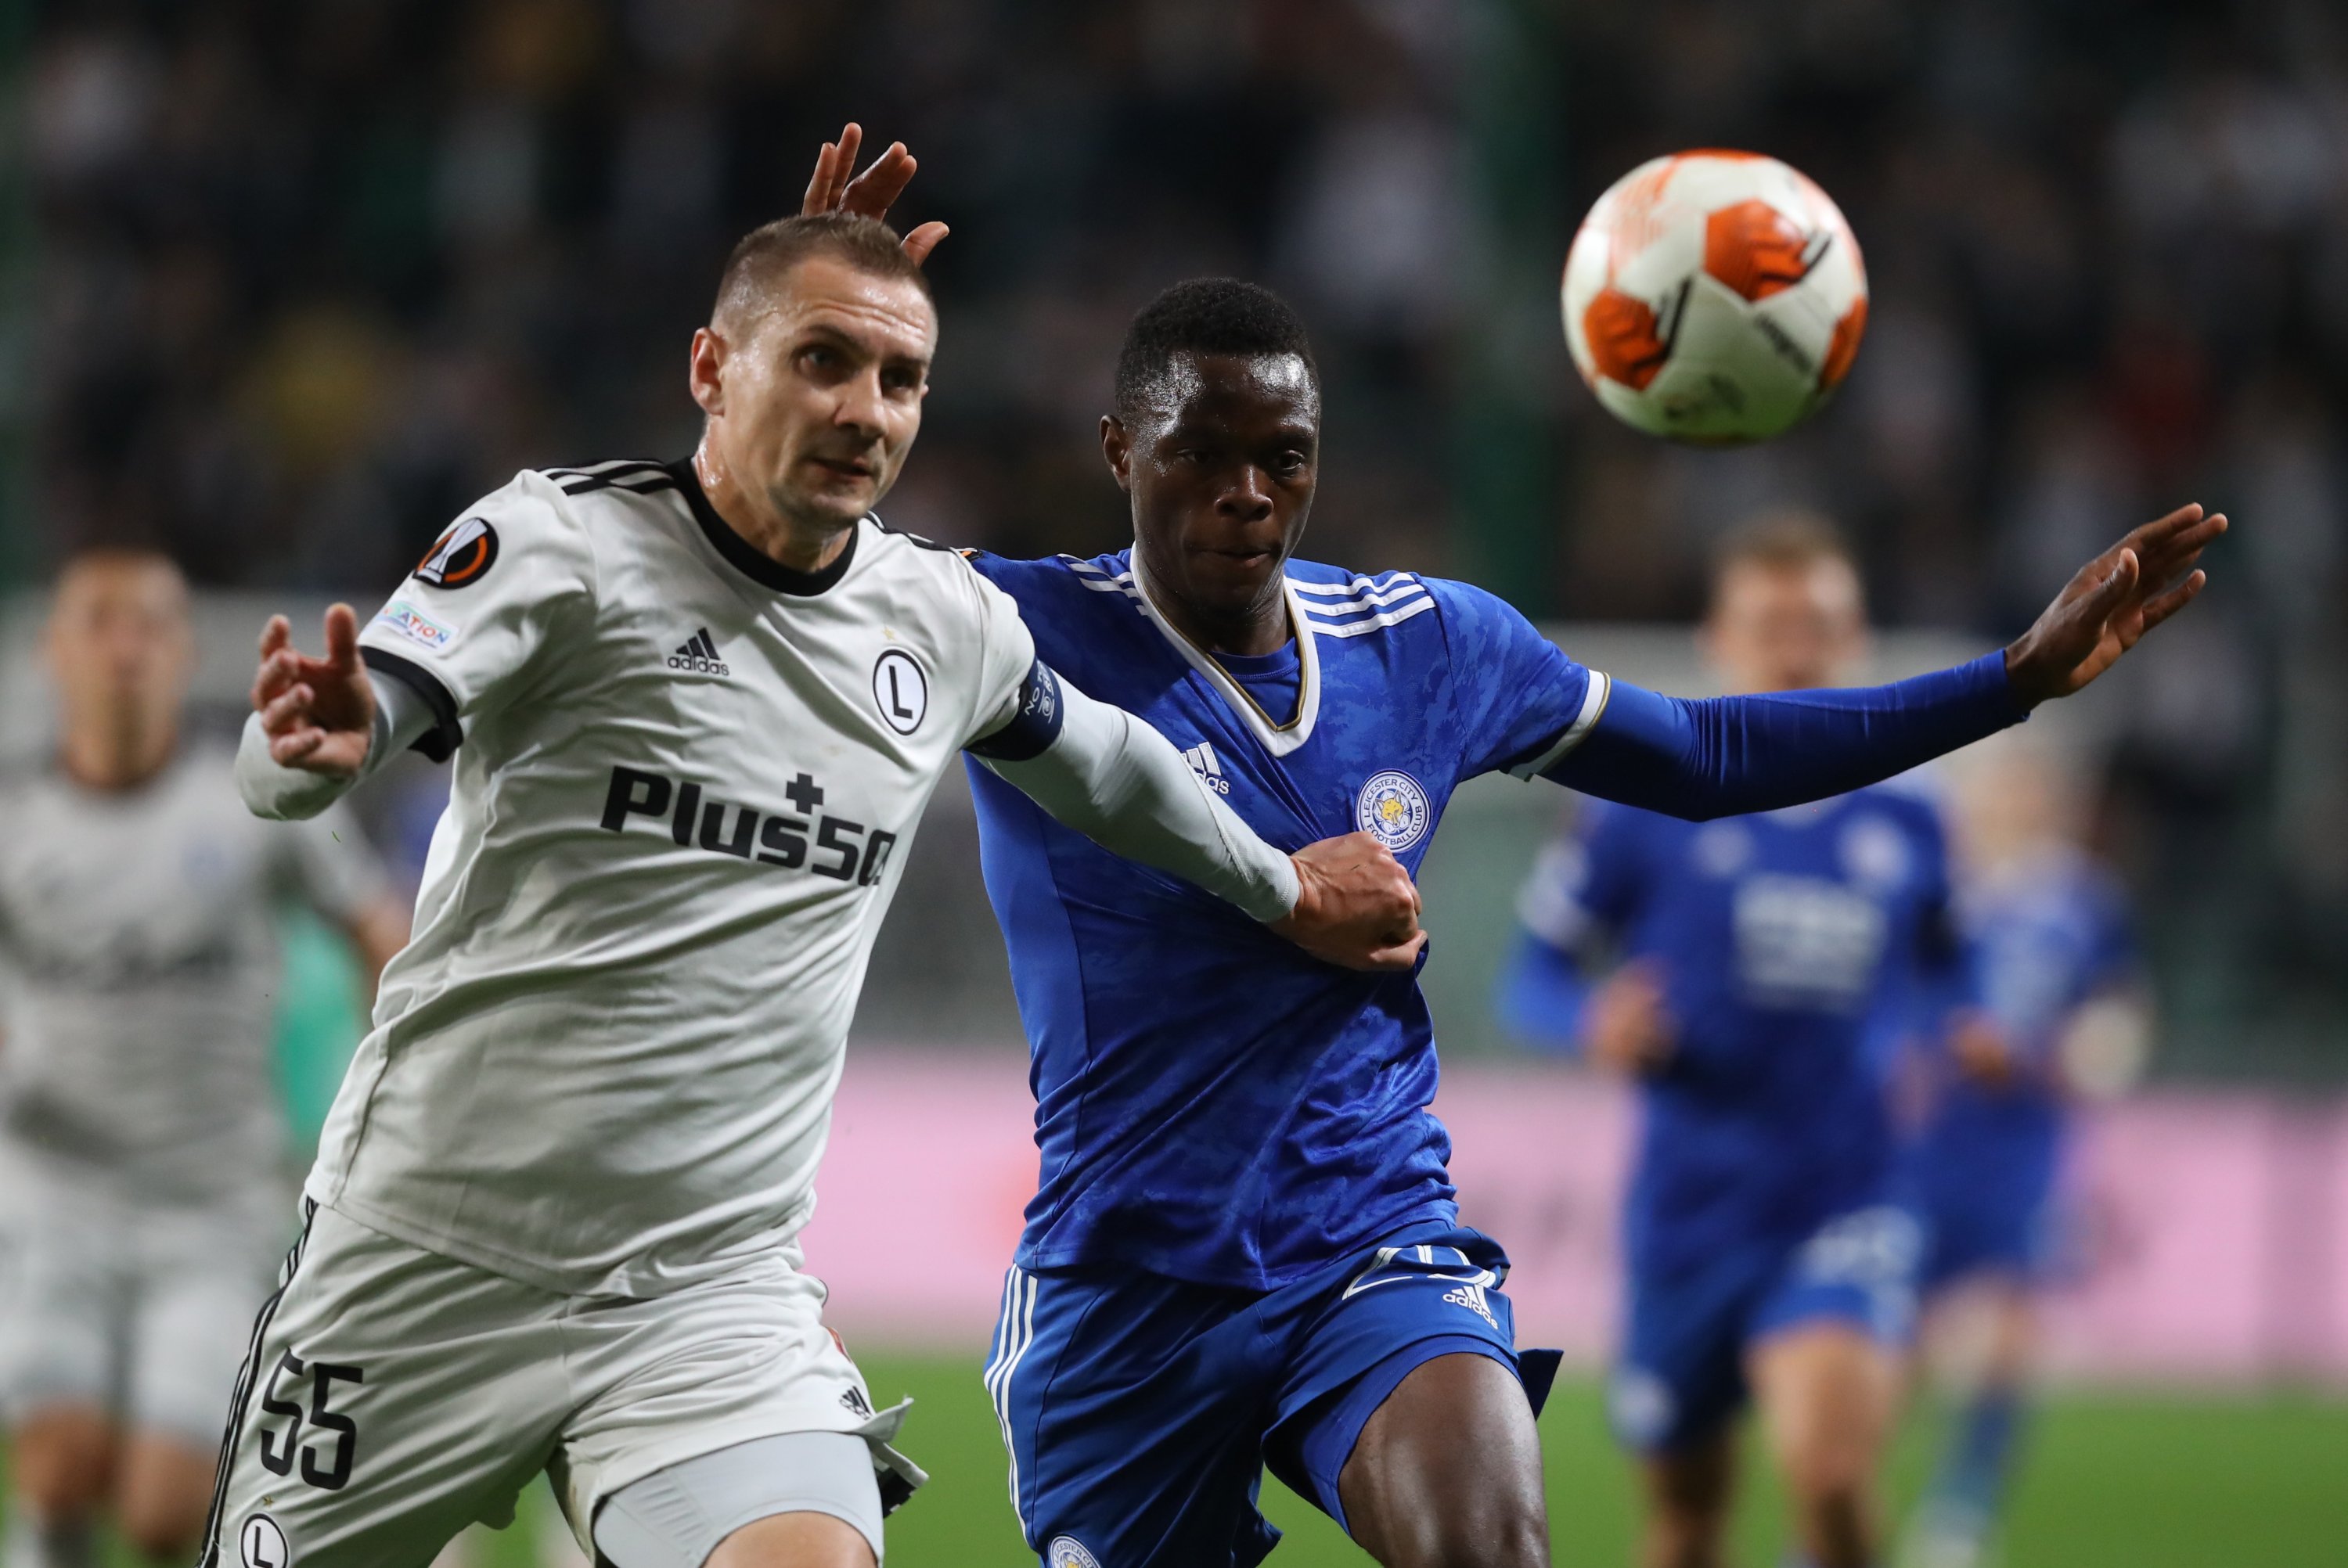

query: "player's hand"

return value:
[803, 122, 950, 266]
[252, 604, 376, 775]
[2003, 503, 2226, 707]
[1584, 962, 1674, 1076]
[1273, 832, 1425, 972]
[1950, 1013, 2020, 1091]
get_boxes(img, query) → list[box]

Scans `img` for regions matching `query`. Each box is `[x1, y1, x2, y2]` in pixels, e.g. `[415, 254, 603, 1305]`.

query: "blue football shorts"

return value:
[1916, 1131, 2066, 1296]
[1611, 1203, 1923, 1454]
[982, 1221, 1558, 1568]
[1915, 1165, 2065, 1293]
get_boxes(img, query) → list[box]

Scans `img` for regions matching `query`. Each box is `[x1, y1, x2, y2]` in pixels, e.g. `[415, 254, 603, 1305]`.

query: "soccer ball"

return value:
[1561, 150, 1867, 444]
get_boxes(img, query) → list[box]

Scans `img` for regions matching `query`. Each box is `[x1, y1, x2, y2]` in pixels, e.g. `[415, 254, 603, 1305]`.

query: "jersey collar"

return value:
[670, 460, 861, 596]
[1126, 549, 1321, 756]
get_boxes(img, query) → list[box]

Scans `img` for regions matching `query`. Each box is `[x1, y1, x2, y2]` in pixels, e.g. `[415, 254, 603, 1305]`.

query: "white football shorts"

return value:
[200, 1203, 924, 1568]
[0, 1173, 281, 1446]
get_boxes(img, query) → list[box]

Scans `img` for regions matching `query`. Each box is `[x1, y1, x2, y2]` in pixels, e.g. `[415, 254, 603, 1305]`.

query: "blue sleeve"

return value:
[1493, 806, 1648, 1054]
[1547, 654, 2028, 820]
[1424, 579, 1604, 780]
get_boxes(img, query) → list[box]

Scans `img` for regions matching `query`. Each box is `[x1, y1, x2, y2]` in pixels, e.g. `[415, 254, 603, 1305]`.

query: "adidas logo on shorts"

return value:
[1444, 1282, 1498, 1329]
[668, 628, 729, 678]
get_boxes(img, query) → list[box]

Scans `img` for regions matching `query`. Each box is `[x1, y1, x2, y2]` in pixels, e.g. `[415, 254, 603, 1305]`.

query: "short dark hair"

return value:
[711, 213, 932, 334]
[1113, 278, 1320, 419]
[52, 543, 187, 599]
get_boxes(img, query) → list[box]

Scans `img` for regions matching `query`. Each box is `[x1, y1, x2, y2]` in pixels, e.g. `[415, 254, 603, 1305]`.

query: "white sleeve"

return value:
[353, 472, 596, 761]
[236, 671, 434, 822]
[978, 674, 1301, 924]
[960, 563, 1047, 746]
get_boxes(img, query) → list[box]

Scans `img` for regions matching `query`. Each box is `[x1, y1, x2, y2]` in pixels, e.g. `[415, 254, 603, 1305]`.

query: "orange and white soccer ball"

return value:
[1561, 150, 1867, 444]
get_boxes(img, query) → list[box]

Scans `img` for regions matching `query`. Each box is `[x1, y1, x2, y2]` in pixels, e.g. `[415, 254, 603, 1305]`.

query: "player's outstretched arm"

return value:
[251, 604, 375, 774]
[973, 672, 1424, 972]
[237, 604, 431, 819]
[2001, 502, 2222, 704]
[1547, 505, 2225, 821]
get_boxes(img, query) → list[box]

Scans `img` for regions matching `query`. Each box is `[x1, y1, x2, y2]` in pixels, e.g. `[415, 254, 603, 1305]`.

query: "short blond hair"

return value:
[1709, 510, 1859, 607]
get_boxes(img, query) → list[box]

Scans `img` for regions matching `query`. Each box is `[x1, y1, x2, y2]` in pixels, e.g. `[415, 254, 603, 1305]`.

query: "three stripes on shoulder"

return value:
[1061, 557, 1435, 638]
[546, 459, 678, 498]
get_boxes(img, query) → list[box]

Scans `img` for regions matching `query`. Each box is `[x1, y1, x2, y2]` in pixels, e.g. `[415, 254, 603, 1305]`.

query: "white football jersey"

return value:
[325, 459, 1035, 1296]
[0, 747, 386, 1207]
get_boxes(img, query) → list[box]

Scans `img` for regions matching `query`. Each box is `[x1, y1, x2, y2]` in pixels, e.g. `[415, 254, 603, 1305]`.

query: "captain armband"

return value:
[966, 660, 1068, 762]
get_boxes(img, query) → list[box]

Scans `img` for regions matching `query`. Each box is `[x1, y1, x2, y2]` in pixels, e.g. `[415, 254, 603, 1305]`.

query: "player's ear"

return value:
[1100, 415, 1132, 491]
[688, 326, 727, 418]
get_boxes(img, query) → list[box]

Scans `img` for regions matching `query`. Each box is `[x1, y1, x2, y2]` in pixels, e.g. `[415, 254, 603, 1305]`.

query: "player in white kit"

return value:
[215, 138, 1424, 1568]
[0, 550, 409, 1568]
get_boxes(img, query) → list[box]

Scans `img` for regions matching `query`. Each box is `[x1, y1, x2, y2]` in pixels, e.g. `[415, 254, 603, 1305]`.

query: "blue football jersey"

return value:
[1511, 786, 1962, 1273]
[1907, 846, 2137, 1199]
[966, 548, 1604, 1291]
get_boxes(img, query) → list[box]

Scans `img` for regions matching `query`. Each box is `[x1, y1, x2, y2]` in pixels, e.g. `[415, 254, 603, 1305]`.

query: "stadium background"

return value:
[2, 0, 2345, 1563]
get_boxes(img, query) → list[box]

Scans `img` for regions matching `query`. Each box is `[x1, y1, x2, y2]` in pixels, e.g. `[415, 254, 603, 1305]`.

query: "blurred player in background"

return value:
[1499, 518, 1973, 1568]
[1895, 741, 2148, 1568]
[0, 548, 407, 1568]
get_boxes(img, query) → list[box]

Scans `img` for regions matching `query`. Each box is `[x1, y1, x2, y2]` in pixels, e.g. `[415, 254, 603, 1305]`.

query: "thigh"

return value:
[703, 1513, 872, 1568]
[202, 1205, 567, 1568]
[594, 1432, 883, 1568]
[1921, 1274, 2038, 1392]
[1746, 1322, 1901, 1487]
[117, 1428, 220, 1552]
[1332, 1354, 1547, 1568]
[989, 1264, 1278, 1568]
[556, 1246, 917, 1552]
[11, 1404, 121, 1518]
[1263, 1229, 1529, 1534]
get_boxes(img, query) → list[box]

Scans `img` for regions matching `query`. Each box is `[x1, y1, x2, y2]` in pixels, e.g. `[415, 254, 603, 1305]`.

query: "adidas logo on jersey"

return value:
[668, 628, 729, 678]
[1183, 741, 1231, 795]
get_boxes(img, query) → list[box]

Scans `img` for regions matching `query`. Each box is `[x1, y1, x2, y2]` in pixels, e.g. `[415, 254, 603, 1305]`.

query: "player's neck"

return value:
[1154, 591, 1290, 657]
[690, 443, 853, 577]
[57, 720, 177, 792]
[1133, 551, 1291, 657]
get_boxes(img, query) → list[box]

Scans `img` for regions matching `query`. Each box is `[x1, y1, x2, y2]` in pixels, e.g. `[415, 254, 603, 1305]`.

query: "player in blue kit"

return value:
[940, 264, 2217, 1568]
[1500, 518, 1978, 1568]
[1895, 743, 2146, 1568]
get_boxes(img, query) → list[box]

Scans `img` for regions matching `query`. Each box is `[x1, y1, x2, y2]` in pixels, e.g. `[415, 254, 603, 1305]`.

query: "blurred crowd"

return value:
[23, 0, 1473, 588]
[17, 0, 2348, 1060]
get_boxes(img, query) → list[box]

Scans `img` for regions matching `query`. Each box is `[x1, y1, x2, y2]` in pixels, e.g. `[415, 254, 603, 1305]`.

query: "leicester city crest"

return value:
[1355, 770, 1431, 853]
[1047, 1539, 1101, 1568]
